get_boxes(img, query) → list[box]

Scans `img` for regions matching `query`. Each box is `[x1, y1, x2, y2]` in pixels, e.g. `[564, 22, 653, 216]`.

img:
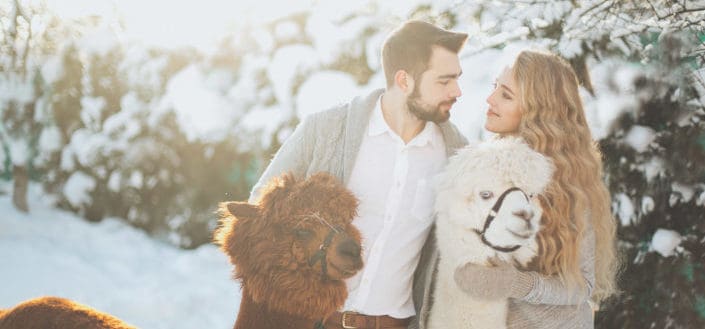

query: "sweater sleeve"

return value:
[518, 223, 596, 306]
[248, 116, 315, 203]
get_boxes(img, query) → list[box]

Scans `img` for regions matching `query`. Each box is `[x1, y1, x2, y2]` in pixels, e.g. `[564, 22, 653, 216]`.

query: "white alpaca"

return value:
[428, 137, 554, 329]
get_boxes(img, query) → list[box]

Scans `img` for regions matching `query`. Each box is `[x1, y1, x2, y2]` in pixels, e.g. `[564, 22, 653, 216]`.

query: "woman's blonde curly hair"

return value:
[509, 50, 620, 305]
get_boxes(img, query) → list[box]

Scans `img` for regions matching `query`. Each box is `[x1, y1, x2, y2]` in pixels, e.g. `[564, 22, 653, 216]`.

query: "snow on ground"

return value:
[0, 184, 241, 329]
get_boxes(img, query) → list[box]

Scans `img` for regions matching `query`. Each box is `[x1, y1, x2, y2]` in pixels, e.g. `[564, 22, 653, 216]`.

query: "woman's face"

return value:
[485, 67, 522, 134]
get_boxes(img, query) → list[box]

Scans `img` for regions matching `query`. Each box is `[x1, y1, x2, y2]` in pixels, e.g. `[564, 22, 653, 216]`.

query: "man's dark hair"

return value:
[381, 20, 468, 87]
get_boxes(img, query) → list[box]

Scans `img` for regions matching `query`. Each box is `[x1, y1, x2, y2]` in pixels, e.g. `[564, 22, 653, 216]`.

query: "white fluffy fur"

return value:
[428, 137, 554, 329]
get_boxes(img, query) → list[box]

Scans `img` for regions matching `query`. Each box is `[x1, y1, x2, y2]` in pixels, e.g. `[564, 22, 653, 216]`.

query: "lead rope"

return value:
[313, 320, 326, 329]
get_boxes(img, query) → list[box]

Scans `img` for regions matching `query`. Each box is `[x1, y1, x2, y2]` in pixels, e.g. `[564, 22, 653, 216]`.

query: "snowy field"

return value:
[0, 183, 241, 329]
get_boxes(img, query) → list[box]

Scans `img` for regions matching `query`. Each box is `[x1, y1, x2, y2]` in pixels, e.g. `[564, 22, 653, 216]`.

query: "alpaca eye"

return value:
[479, 191, 494, 200]
[294, 229, 313, 240]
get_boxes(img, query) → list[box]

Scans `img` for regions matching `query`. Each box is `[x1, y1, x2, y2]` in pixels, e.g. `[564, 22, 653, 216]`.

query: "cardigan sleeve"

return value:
[248, 116, 315, 203]
[518, 223, 596, 306]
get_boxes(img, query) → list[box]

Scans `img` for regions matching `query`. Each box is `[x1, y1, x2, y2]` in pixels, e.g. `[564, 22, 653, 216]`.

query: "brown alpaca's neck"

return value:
[234, 290, 324, 329]
[245, 273, 347, 319]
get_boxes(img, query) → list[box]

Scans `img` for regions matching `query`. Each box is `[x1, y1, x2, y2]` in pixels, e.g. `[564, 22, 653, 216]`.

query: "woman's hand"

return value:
[453, 261, 535, 300]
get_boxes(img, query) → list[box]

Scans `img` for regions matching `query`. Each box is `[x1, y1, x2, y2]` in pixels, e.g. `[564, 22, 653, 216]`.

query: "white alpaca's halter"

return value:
[472, 187, 530, 253]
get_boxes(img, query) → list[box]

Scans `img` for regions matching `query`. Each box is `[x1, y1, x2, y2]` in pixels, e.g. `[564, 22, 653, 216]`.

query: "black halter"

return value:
[308, 228, 339, 280]
[309, 235, 339, 328]
[300, 213, 344, 329]
[472, 187, 530, 253]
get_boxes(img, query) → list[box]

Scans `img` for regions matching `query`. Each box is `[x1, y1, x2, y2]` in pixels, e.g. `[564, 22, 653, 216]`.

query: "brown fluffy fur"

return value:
[214, 172, 363, 329]
[0, 296, 136, 329]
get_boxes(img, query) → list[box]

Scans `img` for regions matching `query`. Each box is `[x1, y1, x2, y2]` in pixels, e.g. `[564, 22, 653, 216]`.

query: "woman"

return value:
[453, 50, 620, 328]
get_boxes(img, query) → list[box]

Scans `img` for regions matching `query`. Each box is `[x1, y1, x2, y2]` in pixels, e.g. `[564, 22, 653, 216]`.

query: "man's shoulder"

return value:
[305, 102, 349, 124]
[438, 121, 469, 151]
[296, 105, 348, 143]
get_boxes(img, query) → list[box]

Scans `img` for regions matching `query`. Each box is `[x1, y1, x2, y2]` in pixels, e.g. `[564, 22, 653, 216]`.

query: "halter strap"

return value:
[473, 187, 529, 253]
[308, 228, 338, 279]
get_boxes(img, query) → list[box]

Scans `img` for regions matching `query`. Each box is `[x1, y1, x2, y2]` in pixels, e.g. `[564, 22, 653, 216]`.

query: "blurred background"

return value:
[1, 0, 704, 328]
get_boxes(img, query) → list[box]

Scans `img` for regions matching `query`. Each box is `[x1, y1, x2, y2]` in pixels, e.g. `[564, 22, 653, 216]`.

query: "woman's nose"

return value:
[486, 90, 496, 106]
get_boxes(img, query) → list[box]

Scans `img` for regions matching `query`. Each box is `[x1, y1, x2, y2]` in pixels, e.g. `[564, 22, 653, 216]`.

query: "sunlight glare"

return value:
[45, 0, 317, 51]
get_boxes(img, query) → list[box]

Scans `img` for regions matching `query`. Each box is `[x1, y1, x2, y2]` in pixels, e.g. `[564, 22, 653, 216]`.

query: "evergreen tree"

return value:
[596, 30, 705, 329]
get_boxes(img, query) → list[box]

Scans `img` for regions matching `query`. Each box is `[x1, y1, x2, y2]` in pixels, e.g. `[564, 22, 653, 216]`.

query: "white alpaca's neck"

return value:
[430, 216, 511, 329]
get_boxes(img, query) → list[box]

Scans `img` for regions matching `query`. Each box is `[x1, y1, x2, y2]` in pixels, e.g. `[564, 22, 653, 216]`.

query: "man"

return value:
[249, 20, 468, 329]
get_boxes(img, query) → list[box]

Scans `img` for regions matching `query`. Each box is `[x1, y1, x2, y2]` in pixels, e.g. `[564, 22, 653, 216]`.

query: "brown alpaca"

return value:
[0, 296, 136, 329]
[215, 172, 364, 329]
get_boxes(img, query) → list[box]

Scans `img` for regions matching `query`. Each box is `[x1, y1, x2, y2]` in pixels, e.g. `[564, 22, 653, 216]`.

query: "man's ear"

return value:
[394, 69, 414, 95]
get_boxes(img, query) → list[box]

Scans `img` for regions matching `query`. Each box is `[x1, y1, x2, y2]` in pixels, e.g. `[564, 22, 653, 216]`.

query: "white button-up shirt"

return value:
[343, 96, 447, 318]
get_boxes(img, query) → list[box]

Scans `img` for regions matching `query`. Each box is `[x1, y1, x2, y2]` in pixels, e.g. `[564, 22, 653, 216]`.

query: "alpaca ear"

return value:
[214, 201, 260, 248]
[225, 201, 260, 219]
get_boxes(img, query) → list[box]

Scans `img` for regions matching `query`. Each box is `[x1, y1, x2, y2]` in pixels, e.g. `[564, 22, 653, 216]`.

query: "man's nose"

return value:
[449, 80, 462, 98]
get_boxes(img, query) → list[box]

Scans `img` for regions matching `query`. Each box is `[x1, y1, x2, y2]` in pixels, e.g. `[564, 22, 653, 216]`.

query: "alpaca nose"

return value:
[337, 238, 361, 259]
[513, 209, 534, 222]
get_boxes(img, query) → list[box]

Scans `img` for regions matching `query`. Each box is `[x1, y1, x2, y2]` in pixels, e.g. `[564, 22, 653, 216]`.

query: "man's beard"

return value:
[406, 88, 456, 123]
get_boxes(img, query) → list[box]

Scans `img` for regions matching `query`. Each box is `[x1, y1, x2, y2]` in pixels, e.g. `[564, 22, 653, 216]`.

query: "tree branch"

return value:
[644, 0, 705, 21]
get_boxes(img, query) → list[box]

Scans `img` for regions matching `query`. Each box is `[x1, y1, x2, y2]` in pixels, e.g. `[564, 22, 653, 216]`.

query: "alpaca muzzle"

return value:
[308, 227, 339, 280]
[472, 187, 530, 253]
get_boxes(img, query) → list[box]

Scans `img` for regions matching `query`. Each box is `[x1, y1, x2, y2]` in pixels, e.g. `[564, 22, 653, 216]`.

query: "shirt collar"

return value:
[368, 96, 440, 148]
[368, 95, 390, 137]
[409, 121, 437, 147]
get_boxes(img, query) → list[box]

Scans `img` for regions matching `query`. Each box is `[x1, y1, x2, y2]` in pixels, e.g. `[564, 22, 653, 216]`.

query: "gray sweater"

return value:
[249, 89, 595, 329]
